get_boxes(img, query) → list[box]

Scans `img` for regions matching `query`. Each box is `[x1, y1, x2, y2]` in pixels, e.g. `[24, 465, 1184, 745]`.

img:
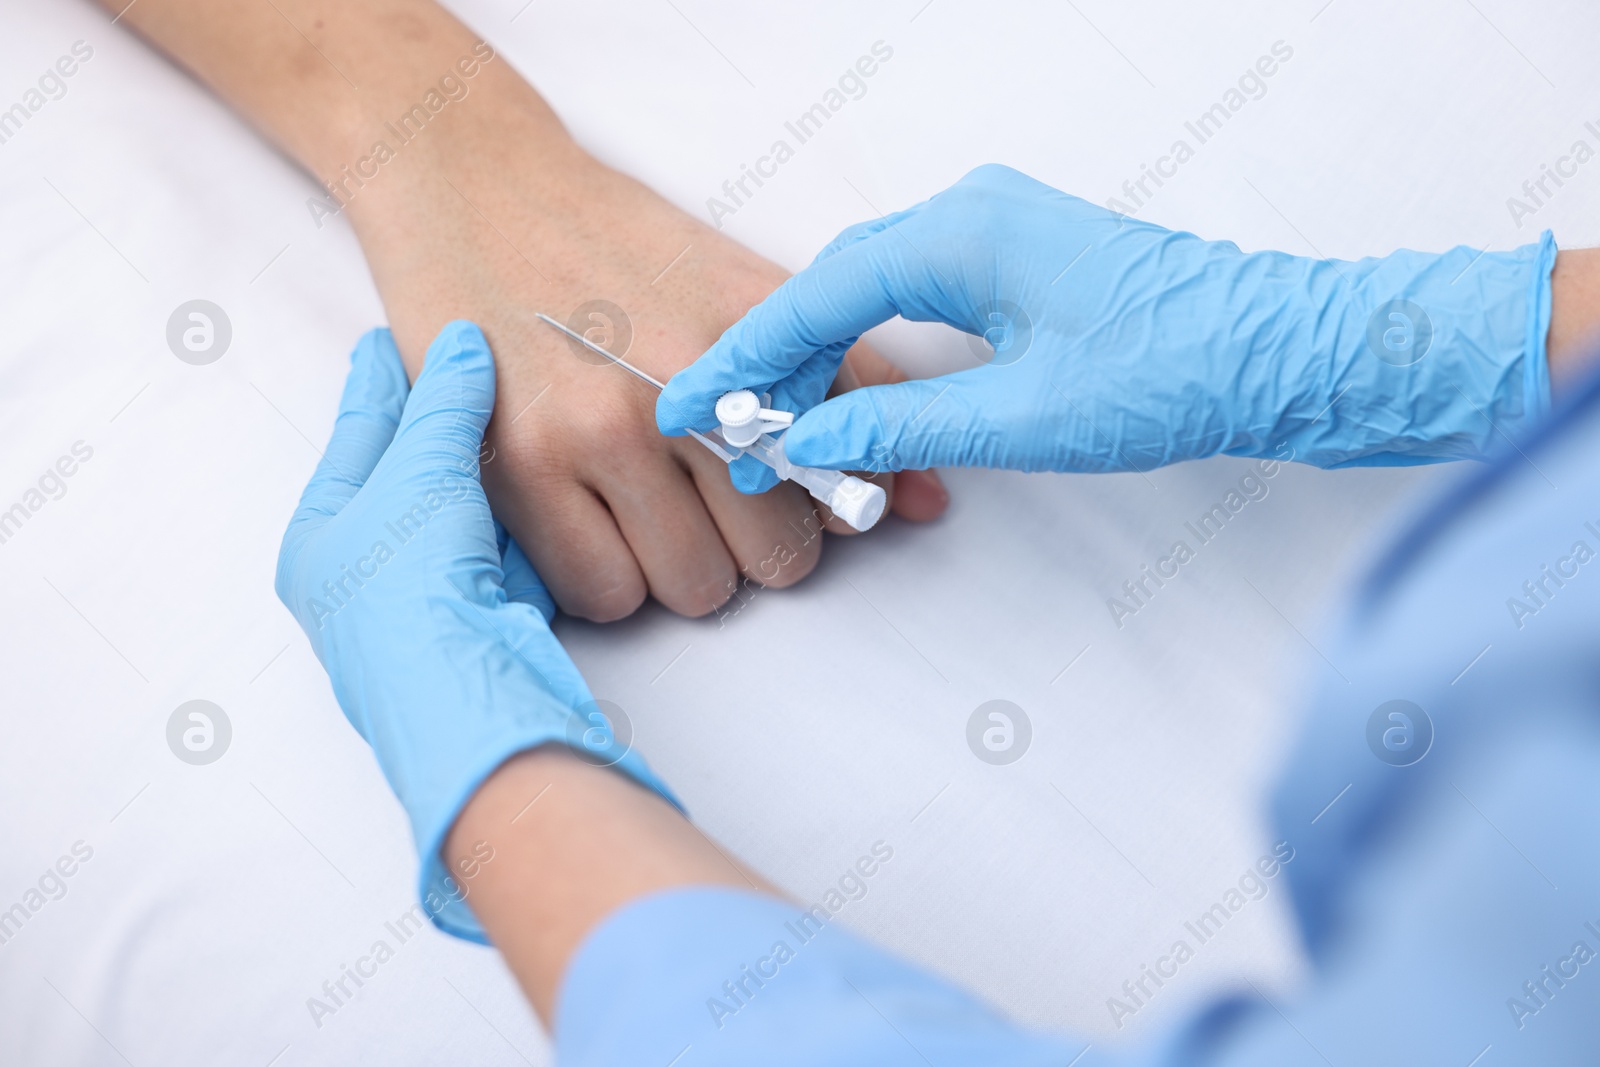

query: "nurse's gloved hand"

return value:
[657, 164, 1555, 474]
[275, 322, 679, 942]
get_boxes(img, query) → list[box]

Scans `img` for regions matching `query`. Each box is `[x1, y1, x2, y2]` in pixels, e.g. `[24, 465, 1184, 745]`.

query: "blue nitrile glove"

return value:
[657, 164, 1555, 475]
[275, 321, 680, 942]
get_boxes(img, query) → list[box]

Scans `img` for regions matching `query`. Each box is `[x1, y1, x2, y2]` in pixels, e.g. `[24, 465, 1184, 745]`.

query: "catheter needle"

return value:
[534, 312, 740, 462]
[535, 311, 886, 529]
[535, 312, 668, 390]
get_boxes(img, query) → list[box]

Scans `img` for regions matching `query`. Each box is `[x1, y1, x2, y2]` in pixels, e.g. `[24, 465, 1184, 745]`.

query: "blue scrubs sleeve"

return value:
[555, 374, 1600, 1066]
[554, 887, 1090, 1066]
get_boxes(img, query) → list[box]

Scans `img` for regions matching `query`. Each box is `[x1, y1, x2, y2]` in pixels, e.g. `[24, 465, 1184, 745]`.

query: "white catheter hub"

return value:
[715, 389, 794, 447]
[716, 389, 886, 532]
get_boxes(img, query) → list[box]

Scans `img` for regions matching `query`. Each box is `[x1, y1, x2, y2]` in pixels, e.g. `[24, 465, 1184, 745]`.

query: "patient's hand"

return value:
[348, 131, 947, 619]
[101, 0, 946, 621]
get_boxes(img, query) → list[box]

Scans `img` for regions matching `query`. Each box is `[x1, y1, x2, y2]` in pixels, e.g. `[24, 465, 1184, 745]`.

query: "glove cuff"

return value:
[412, 715, 683, 944]
[1265, 230, 1557, 468]
[327, 609, 685, 945]
[1520, 229, 1557, 428]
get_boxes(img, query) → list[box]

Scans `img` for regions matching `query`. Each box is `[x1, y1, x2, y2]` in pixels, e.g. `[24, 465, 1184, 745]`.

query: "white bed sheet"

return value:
[2, 0, 1597, 1063]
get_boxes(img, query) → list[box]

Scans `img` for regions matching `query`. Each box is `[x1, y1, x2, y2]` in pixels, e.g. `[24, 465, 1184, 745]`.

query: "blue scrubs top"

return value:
[554, 372, 1600, 1066]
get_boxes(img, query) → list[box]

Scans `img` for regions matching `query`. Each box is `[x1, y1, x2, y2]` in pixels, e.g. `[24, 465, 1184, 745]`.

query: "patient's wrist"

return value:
[307, 40, 584, 221]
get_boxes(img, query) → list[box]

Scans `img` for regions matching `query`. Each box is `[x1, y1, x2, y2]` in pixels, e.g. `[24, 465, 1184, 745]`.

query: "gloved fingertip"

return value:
[351, 326, 397, 366]
[781, 416, 856, 470]
[655, 387, 694, 437]
[387, 321, 499, 468]
[499, 531, 557, 623]
[409, 320, 496, 415]
[340, 328, 409, 410]
[425, 320, 492, 371]
[728, 455, 780, 494]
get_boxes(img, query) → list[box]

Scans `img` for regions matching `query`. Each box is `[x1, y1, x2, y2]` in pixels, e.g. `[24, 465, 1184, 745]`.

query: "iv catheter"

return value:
[535, 313, 886, 531]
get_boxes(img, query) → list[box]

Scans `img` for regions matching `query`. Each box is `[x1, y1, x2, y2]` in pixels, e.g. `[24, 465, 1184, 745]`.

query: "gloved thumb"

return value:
[389, 320, 497, 477]
[783, 376, 992, 472]
[496, 523, 558, 623]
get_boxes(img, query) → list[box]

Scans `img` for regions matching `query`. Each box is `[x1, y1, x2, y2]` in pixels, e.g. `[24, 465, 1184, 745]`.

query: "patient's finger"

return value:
[887, 467, 950, 522]
[678, 439, 822, 592]
[596, 453, 739, 618]
[295, 328, 410, 521]
[486, 451, 648, 623]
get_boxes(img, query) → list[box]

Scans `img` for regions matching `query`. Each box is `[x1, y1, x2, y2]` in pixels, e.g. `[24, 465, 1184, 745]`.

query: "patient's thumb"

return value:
[783, 379, 978, 472]
[393, 320, 497, 468]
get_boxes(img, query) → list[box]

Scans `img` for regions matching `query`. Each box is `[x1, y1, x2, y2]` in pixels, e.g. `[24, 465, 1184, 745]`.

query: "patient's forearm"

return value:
[443, 747, 776, 1024]
[1548, 248, 1600, 390]
[94, 0, 573, 184]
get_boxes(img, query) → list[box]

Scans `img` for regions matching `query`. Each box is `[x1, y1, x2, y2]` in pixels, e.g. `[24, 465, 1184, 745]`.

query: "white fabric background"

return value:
[1, 0, 1596, 1063]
